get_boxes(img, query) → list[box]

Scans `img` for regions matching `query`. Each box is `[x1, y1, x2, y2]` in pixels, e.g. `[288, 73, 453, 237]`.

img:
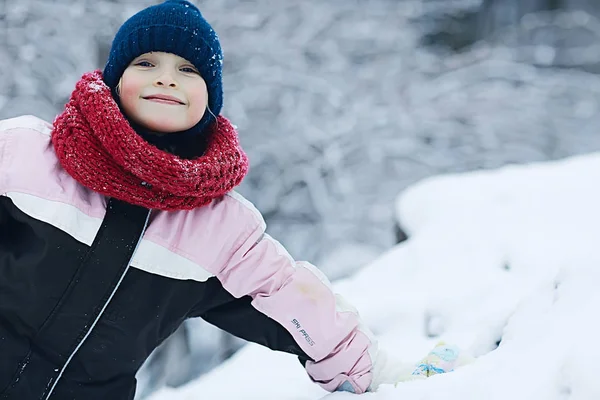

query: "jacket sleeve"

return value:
[0, 115, 53, 196]
[212, 219, 378, 394]
[197, 289, 312, 362]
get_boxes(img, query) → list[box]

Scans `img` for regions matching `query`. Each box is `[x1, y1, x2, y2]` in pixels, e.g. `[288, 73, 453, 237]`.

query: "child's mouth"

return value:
[143, 95, 185, 105]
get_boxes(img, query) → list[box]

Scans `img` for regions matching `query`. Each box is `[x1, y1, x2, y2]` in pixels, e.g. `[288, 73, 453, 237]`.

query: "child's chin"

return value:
[140, 118, 192, 133]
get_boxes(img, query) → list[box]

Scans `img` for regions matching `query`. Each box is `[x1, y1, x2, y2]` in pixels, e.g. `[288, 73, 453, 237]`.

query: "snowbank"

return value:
[148, 153, 600, 399]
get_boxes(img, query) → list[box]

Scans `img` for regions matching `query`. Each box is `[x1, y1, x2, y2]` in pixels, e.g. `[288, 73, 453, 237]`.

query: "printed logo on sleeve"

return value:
[291, 318, 315, 346]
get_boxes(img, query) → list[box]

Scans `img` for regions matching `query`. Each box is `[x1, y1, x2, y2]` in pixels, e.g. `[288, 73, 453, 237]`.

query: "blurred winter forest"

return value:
[2, 0, 600, 397]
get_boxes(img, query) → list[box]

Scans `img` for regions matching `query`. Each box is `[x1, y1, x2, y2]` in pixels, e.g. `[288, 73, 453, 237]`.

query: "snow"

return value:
[147, 152, 600, 399]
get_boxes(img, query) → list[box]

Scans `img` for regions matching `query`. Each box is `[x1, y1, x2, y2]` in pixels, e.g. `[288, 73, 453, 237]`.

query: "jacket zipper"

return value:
[43, 210, 152, 399]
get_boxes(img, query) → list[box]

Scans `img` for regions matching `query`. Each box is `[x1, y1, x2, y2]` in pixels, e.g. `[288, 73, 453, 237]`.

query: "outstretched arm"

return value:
[210, 221, 378, 394]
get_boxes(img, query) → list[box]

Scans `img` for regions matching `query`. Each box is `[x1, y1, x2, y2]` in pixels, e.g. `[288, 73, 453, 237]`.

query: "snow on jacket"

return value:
[0, 115, 378, 399]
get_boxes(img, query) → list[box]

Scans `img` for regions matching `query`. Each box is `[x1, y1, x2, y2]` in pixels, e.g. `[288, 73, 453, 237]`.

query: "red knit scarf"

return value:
[51, 70, 249, 211]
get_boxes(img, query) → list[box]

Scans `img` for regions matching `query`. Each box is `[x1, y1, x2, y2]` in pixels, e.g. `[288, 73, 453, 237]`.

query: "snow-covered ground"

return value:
[148, 153, 600, 400]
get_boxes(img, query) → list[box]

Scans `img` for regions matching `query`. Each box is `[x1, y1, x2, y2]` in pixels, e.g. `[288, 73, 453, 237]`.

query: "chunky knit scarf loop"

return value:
[52, 70, 249, 211]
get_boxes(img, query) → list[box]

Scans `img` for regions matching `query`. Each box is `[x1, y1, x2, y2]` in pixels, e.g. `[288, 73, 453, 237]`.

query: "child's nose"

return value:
[154, 72, 178, 88]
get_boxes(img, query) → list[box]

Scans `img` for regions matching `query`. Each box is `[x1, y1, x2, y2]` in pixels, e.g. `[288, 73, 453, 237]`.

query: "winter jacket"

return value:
[0, 115, 377, 399]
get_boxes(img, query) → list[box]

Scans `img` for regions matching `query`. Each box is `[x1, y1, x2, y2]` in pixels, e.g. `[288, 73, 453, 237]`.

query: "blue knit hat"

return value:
[103, 0, 223, 133]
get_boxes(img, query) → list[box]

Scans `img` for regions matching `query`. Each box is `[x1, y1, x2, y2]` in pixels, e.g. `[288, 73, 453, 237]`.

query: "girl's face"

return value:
[118, 52, 208, 133]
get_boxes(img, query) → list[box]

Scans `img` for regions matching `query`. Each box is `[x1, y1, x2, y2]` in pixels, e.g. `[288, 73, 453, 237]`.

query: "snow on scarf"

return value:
[51, 70, 248, 211]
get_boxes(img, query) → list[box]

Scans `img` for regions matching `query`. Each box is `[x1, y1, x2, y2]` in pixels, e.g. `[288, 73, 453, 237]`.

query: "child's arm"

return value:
[205, 219, 379, 394]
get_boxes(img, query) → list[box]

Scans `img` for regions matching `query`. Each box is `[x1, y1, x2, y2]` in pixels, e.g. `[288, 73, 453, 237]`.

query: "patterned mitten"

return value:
[408, 341, 473, 380]
[369, 342, 474, 391]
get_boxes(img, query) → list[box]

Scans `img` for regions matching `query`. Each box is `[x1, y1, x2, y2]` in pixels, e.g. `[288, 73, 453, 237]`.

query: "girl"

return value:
[0, 1, 402, 399]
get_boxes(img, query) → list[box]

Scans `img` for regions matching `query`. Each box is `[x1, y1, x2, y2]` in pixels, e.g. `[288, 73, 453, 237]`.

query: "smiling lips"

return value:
[143, 94, 185, 105]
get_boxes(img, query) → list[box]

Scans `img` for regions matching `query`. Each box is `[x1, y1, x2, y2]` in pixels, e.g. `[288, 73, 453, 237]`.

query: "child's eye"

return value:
[135, 61, 153, 67]
[180, 67, 199, 74]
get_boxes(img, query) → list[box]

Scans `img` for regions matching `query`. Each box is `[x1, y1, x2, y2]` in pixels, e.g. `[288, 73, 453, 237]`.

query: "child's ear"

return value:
[116, 78, 123, 96]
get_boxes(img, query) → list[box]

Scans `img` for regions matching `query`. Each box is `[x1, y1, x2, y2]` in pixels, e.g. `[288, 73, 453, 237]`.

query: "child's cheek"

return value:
[119, 79, 145, 117]
[188, 86, 209, 120]
[120, 79, 141, 103]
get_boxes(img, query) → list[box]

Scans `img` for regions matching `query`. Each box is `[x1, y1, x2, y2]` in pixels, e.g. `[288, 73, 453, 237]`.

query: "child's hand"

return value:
[405, 341, 474, 382]
[368, 342, 474, 391]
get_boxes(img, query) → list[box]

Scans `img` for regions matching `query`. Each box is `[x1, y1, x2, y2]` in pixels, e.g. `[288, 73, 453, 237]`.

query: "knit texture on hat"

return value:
[103, 0, 223, 134]
[52, 70, 248, 211]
